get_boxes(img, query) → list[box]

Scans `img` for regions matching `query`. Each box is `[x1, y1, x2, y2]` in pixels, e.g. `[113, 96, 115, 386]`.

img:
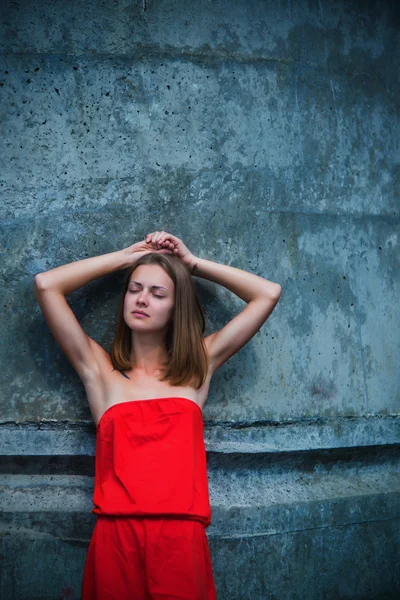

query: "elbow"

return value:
[268, 283, 282, 300]
[257, 283, 281, 304]
[34, 273, 46, 291]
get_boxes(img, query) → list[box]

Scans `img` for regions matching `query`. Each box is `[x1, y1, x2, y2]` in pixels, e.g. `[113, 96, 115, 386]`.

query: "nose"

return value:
[136, 290, 149, 306]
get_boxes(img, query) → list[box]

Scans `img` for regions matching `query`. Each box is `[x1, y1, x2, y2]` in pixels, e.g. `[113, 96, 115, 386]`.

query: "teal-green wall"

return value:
[1, 1, 399, 598]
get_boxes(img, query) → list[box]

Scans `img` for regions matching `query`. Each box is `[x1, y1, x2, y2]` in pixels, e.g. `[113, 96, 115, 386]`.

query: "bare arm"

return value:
[34, 240, 172, 383]
[190, 257, 281, 302]
[34, 249, 132, 295]
[191, 257, 282, 373]
[34, 249, 132, 383]
[145, 230, 281, 302]
[143, 231, 283, 374]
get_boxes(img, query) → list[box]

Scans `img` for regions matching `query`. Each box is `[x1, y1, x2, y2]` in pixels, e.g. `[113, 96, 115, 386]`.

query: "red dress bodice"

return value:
[92, 397, 212, 528]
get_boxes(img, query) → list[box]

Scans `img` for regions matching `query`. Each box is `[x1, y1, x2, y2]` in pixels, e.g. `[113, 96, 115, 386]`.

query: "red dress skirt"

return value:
[81, 397, 217, 599]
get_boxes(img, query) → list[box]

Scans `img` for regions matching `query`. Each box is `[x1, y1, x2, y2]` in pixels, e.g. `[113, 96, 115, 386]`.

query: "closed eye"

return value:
[129, 290, 165, 298]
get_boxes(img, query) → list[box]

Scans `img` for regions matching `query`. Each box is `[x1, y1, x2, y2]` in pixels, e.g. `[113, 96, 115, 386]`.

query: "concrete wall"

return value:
[0, 0, 399, 598]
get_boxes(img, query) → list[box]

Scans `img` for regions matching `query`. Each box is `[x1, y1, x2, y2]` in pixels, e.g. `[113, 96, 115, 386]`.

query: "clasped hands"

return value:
[126, 231, 197, 272]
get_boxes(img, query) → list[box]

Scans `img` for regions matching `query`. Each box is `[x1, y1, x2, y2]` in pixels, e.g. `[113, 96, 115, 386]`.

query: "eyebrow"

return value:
[129, 280, 168, 292]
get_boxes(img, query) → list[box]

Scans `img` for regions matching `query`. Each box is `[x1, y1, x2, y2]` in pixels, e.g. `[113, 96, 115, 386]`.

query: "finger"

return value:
[167, 234, 180, 245]
[149, 232, 160, 246]
[157, 231, 169, 246]
[160, 234, 178, 248]
[156, 232, 166, 246]
[156, 232, 171, 248]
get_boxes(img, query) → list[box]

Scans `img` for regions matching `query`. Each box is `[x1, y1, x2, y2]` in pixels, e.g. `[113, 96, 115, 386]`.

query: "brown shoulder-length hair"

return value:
[110, 252, 208, 389]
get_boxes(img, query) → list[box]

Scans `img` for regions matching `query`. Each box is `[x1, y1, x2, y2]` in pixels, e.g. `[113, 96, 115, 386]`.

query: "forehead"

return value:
[129, 264, 174, 289]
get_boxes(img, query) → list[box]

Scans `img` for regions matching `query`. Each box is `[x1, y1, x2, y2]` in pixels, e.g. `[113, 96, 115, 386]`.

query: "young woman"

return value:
[34, 231, 282, 599]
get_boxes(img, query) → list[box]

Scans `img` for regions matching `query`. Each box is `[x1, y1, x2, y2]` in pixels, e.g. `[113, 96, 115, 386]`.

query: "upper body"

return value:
[84, 337, 215, 428]
[87, 347, 213, 429]
[34, 231, 282, 427]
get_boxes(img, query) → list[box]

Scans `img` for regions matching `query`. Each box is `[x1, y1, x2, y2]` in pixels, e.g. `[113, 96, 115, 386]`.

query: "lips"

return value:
[133, 311, 149, 317]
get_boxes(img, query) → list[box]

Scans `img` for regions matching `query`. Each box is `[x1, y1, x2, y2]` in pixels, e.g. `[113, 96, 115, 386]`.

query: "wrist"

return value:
[188, 256, 200, 274]
[121, 247, 140, 269]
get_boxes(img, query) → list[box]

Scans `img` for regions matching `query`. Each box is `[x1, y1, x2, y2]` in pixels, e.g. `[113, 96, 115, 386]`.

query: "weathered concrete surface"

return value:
[2, 211, 400, 422]
[1, 417, 400, 455]
[0, 2, 399, 423]
[0, 0, 399, 598]
[1, 445, 399, 598]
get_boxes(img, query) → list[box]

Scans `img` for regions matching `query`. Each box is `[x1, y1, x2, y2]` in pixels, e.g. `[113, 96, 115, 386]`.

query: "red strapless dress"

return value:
[92, 396, 212, 528]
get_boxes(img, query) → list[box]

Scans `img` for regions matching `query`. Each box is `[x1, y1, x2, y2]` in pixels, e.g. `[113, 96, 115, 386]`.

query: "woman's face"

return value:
[124, 264, 175, 333]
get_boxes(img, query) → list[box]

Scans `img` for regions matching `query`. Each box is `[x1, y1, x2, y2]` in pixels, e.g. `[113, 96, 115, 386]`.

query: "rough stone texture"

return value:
[0, 0, 399, 598]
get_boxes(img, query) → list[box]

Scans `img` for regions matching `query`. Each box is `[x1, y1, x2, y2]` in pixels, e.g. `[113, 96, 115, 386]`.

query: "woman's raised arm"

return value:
[34, 249, 133, 384]
[34, 241, 172, 384]
[144, 231, 282, 375]
[190, 256, 282, 373]
[34, 249, 132, 296]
